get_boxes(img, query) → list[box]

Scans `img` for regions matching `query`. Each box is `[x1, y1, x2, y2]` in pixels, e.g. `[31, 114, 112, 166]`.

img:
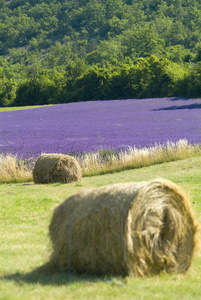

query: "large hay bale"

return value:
[33, 153, 82, 184]
[48, 179, 197, 277]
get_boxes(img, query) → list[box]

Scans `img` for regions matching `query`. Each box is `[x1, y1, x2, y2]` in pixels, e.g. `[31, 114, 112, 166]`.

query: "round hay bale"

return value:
[33, 153, 82, 184]
[48, 179, 197, 277]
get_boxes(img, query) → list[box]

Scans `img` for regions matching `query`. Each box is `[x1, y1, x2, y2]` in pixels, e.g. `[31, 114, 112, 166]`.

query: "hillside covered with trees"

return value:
[1, 0, 201, 106]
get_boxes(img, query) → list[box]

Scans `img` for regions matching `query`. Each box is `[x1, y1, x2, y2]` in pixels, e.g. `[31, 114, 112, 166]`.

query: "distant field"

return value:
[1, 97, 201, 159]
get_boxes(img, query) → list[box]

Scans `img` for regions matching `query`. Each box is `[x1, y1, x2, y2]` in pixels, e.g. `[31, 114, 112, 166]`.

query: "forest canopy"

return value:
[1, 0, 201, 106]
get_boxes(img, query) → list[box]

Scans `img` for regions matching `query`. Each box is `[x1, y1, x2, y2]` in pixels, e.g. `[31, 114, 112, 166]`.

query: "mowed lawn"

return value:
[0, 156, 201, 300]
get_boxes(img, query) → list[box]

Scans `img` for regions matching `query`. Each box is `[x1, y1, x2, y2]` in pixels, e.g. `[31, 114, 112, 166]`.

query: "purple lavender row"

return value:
[1, 97, 201, 159]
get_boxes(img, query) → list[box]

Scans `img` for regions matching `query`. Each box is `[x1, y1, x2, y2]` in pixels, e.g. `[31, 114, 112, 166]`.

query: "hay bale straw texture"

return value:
[48, 179, 197, 277]
[33, 153, 82, 184]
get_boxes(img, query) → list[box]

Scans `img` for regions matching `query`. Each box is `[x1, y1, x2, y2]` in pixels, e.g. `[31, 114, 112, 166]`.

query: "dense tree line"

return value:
[1, 0, 201, 106]
[6, 55, 200, 106]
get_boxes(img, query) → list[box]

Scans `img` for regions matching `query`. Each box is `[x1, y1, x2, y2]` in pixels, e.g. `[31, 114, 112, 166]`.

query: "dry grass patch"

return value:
[0, 154, 32, 183]
[80, 139, 201, 176]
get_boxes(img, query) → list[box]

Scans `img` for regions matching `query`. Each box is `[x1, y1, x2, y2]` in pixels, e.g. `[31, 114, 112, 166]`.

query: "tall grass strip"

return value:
[0, 154, 32, 183]
[80, 139, 201, 176]
[1, 140, 201, 183]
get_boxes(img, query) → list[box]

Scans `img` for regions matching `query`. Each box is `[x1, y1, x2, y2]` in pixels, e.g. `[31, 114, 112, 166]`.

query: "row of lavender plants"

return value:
[1, 97, 201, 160]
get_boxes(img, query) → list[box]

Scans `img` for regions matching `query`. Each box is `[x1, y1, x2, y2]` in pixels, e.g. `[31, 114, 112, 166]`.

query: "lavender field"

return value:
[1, 97, 201, 159]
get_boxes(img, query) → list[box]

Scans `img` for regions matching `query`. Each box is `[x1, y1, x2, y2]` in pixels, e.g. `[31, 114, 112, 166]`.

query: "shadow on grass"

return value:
[0, 264, 102, 286]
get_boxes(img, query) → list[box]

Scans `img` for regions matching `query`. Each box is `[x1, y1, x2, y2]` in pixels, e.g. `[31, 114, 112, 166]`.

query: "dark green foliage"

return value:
[179, 62, 201, 98]
[1, 0, 201, 106]
[50, 56, 185, 103]
[0, 60, 17, 106]
[13, 65, 57, 106]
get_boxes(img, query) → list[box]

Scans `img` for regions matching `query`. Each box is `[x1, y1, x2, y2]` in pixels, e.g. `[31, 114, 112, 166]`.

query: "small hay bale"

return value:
[48, 179, 197, 277]
[33, 153, 82, 184]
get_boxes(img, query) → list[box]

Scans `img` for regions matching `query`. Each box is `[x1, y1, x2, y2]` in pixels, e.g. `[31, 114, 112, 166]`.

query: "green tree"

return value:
[86, 40, 125, 65]
[72, 66, 110, 101]
[0, 0, 5, 9]
[13, 65, 55, 106]
[180, 62, 201, 98]
[0, 61, 16, 106]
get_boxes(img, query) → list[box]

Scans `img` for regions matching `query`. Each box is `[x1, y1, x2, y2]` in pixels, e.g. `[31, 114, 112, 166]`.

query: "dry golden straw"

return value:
[33, 153, 82, 184]
[48, 179, 197, 277]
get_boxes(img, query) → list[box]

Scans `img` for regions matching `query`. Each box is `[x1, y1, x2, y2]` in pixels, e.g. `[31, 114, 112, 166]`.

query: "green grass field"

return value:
[0, 105, 53, 112]
[1, 156, 201, 300]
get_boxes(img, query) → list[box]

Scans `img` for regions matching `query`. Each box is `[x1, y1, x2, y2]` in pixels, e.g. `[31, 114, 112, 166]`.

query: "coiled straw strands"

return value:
[48, 179, 197, 277]
[33, 153, 82, 184]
